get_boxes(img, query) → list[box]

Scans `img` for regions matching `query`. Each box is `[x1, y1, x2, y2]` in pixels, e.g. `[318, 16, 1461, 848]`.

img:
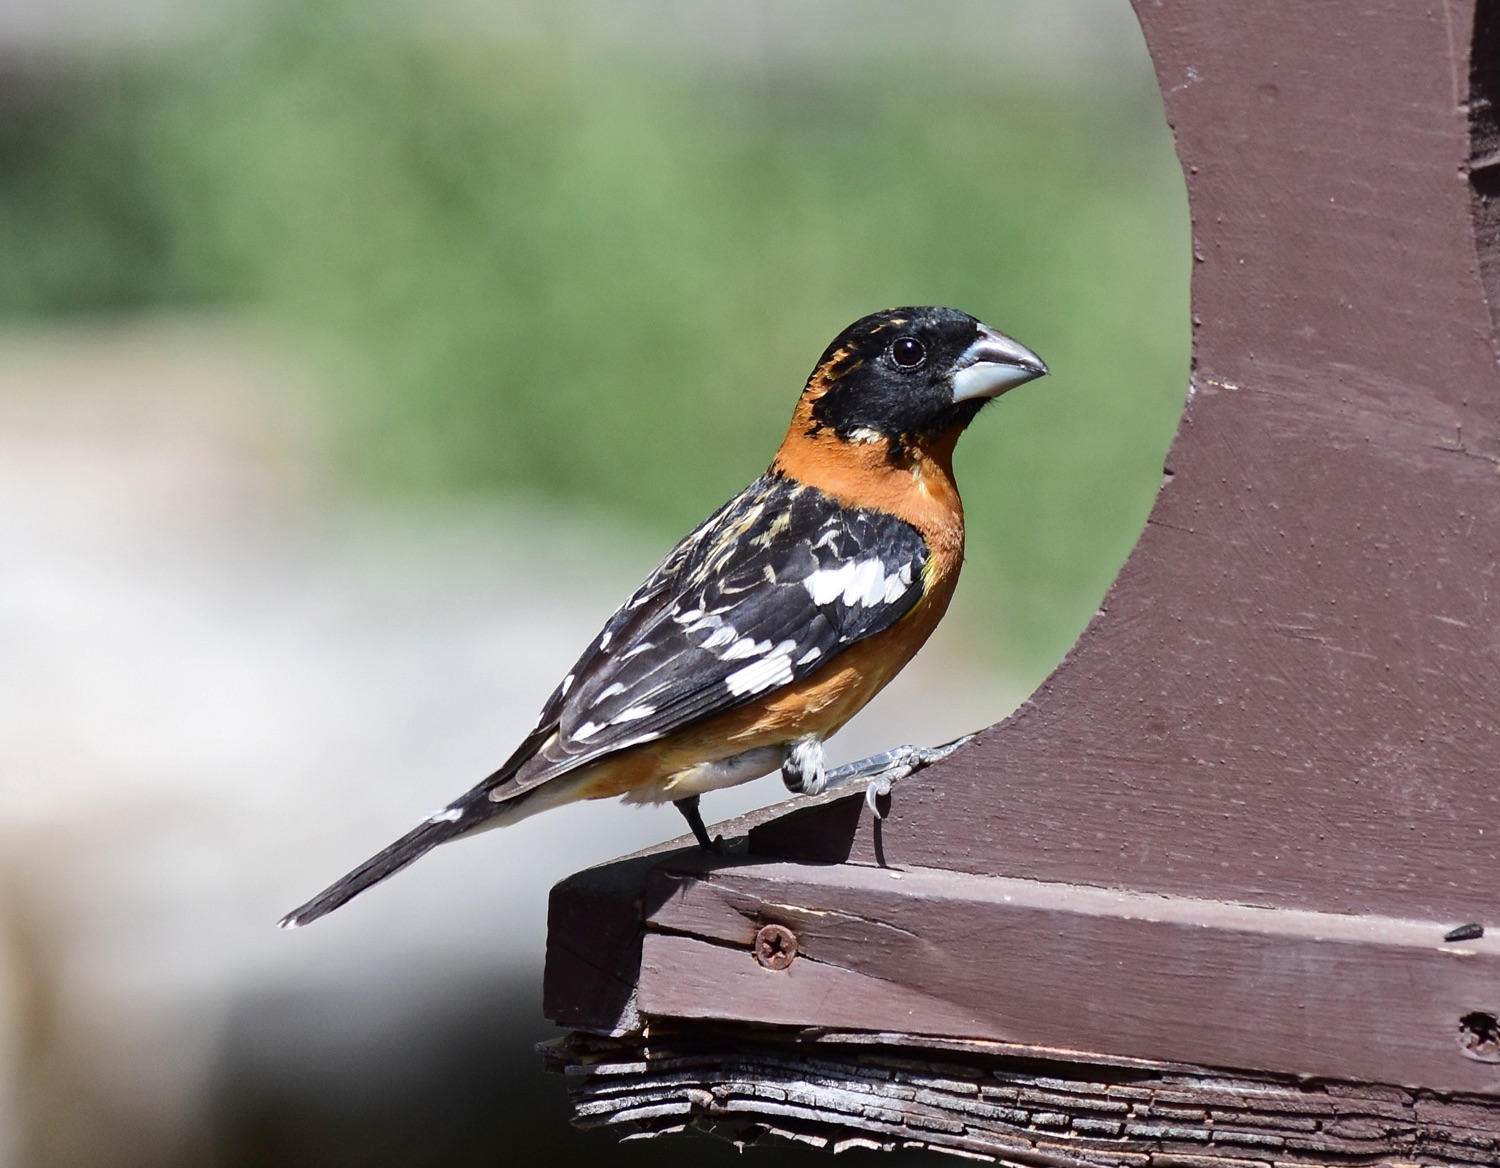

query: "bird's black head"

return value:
[802, 306, 1047, 458]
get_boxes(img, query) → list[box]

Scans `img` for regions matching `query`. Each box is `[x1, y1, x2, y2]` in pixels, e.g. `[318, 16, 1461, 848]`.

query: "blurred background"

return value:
[0, 0, 1188, 1164]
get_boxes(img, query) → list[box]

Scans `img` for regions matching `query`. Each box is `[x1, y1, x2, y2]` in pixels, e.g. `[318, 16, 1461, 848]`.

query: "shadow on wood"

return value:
[543, 1, 1500, 1161]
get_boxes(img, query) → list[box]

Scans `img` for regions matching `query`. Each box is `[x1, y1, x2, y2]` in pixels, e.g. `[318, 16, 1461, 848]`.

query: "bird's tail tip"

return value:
[275, 808, 476, 930]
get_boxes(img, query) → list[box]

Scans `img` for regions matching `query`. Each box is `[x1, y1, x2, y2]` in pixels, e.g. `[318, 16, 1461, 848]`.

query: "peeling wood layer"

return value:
[545, 1026, 1500, 1166]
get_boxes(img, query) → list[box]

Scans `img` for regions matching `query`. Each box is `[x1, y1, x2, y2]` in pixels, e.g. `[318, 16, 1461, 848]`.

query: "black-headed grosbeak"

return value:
[281, 306, 1046, 928]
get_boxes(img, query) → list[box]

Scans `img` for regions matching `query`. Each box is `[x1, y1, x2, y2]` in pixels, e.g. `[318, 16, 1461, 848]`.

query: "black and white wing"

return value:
[494, 472, 930, 797]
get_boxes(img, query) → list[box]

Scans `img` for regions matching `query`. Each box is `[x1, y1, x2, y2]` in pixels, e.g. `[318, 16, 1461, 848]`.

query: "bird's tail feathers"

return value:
[279, 794, 496, 930]
[279, 729, 559, 930]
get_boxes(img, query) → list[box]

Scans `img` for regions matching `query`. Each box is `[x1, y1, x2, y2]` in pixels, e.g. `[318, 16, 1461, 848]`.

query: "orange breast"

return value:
[769, 397, 966, 573]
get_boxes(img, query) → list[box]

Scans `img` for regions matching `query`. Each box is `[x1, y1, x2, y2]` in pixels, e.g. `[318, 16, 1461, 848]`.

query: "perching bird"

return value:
[280, 306, 1046, 928]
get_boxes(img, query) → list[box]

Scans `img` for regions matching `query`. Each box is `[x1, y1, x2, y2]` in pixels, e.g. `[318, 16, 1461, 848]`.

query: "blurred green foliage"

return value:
[0, 0, 1188, 679]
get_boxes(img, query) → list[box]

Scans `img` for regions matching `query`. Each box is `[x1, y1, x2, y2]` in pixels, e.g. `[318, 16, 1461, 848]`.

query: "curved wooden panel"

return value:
[789, 0, 1500, 922]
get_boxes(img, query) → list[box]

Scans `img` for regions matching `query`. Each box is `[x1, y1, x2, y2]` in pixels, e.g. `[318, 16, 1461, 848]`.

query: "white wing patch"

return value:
[701, 624, 737, 650]
[611, 703, 656, 724]
[804, 559, 913, 608]
[725, 640, 797, 696]
[721, 636, 772, 661]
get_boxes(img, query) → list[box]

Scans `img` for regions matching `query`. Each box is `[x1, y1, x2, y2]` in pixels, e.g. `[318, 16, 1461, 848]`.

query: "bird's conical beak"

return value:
[951, 325, 1049, 403]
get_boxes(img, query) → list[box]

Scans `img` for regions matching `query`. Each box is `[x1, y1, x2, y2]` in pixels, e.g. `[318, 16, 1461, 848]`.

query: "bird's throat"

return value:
[771, 404, 965, 561]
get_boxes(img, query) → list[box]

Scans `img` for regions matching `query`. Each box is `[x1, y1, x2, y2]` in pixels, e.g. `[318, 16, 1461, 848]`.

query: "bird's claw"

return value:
[821, 733, 976, 819]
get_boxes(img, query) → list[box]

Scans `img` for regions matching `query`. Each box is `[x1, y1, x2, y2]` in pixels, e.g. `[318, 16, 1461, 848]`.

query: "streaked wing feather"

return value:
[487, 474, 929, 800]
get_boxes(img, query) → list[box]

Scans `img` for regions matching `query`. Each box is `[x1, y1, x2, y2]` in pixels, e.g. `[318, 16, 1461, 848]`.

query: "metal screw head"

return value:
[753, 923, 798, 970]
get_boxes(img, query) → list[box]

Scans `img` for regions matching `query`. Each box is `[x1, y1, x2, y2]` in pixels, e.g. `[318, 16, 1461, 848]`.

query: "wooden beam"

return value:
[635, 849, 1500, 1095]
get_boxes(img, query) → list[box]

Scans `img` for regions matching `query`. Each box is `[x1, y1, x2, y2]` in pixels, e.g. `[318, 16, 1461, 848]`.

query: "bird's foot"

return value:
[821, 733, 976, 818]
[672, 795, 726, 853]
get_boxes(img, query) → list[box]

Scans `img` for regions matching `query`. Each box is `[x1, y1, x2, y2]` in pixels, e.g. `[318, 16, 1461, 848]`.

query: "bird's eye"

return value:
[890, 337, 926, 368]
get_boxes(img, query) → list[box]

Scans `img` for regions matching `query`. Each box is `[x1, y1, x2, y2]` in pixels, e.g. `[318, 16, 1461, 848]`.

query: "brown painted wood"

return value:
[543, 0, 1500, 1149]
[808, 0, 1500, 921]
[637, 859, 1500, 1094]
[543, 852, 663, 1033]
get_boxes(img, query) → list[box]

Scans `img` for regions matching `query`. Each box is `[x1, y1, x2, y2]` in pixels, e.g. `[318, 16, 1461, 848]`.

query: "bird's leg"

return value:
[780, 736, 826, 795]
[815, 733, 976, 818]
[673, 794, 724, 853]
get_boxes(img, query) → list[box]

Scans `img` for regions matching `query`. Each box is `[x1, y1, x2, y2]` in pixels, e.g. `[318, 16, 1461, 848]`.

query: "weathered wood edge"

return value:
[542, 1024, 1500, 1166]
